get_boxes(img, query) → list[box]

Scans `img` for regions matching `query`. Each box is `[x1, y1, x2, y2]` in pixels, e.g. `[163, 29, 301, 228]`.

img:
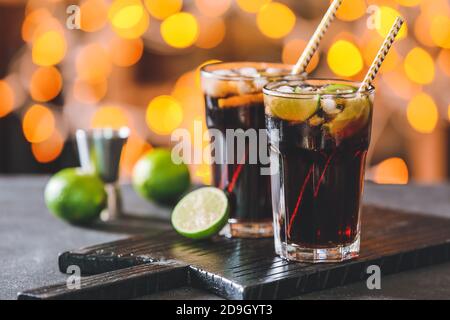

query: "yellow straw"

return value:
[291, 0, 343, 75]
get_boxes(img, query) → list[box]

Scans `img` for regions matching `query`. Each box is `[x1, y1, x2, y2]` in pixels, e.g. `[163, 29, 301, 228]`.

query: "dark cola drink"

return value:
[201, 62, 292, 238]
[264, 79, 374, 262]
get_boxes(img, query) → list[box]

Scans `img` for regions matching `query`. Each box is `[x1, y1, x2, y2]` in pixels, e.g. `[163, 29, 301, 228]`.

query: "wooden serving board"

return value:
[19, 205, 450, 300]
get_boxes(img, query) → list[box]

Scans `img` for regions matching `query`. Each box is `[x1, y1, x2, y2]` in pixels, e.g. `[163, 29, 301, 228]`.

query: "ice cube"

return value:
[276, 85, 295, 93]
[237, 80, 255, 95]
[265, 67, 284, 75]
[238, 67, 259, 77]
[321, 98, 341, 115]
[253, 78, 268, 91]
[213, 69, 238, 77]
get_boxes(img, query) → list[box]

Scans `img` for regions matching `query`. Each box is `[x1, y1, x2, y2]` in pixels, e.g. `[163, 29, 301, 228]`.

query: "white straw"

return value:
[359, 17, 405, 92]
[291, 0, 343, 75]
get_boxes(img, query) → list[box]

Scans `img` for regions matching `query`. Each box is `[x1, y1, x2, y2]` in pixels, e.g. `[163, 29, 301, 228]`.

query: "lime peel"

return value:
[171, 187, 229, 239]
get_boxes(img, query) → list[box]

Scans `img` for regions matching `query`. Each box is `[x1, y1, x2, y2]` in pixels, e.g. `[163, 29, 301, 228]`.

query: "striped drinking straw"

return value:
[359, 17, 405, 92]
[291, 0, 343, 75]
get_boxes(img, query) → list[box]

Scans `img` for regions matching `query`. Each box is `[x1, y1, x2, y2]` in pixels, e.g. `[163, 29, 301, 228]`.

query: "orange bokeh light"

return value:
[437, 49, 450, 77]
[282, 38, 319, 73]
[195, 0, 231, 18]
[30, 66, 62, 102]
[91, 106, 129, 129]
[196, 17, 226, 49]
[373, 157, 409, 185]
[31, 129, 65, 163]
[0, 80, 15, 118]
[23, 104, 55, 143]
[120, 133, 152, 177]
[21, 8, 52, 42]
[335, 0, 366, 21]
[76, 43, 112, 82]
[80, 0, 108, 32]
[109, 37, 144, 67]
[73, 78, 108, 104]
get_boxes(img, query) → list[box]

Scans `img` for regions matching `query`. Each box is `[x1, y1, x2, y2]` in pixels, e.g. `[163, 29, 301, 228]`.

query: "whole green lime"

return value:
[132, 148, 191, 204]
[45, 168, 106, 224]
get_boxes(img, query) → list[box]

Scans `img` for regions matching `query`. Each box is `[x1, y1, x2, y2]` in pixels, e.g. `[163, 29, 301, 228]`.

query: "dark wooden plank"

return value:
[22, 205, 450, 300]
[18, 262, 189, 300]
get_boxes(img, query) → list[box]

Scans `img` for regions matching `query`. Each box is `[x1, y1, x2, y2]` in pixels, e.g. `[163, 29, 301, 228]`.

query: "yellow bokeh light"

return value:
[80, 0, 108, 32]
[144, 0, 182, 20]
[373, 157, 409, 185]
[109, 37, 144, 67]
[407, 92, 438, 134]
[335, 0, 366, 21]
[91, 106, 129, 129]
[430, 15, 450, 49]
[111, 3, 150, 39]
[32, 31, 67, 66]
[30, 66, 62, 102]
[362, 37, 399, 74]
[437, 49, 450, 77]
[282, 38, 319, 73]
[394, 0, 421, 7]
[195, 163, 212, 185]
[404, 47, 435, 85]
[236, 0, 271, 13]
[257, 2, 296, 39]
[31, 129, 65, 163]
[195, 0, 231, 18]
[0, 80, 15, 118]
[146, 95, 183, 135]
[376, 6, 407, 40]
[23, 104, 55, 143]
[161, 12, 198, 48]
[73, 78, 108, 104]
[109, 0, 145, 29]
[327, 40, 363, 77]
[195, 17, 226, 49]
[76, 43, 112, 82]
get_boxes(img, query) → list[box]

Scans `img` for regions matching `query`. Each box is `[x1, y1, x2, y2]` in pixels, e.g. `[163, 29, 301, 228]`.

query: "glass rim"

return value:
[200, 61, 294, 81]
[263, 78, 375, 98]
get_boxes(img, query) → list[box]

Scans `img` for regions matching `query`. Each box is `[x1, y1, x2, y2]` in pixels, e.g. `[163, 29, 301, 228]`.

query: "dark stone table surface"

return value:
[1, 176, 450, 300]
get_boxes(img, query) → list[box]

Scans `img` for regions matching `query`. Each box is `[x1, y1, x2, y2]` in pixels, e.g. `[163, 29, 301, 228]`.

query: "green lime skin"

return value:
[44, 168, 106, 224]
[132, 148, 191, 204]
[171, 187, 229, 240]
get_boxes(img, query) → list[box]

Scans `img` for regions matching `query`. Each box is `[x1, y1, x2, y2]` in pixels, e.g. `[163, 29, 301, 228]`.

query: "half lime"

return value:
[171, 187, 229, 239]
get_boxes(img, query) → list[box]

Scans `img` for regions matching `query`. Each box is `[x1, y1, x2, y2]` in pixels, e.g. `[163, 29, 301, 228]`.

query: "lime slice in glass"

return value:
[267, 94, 319, 122]
[171, 187, 229, 239]
[321, 84, 357, 94]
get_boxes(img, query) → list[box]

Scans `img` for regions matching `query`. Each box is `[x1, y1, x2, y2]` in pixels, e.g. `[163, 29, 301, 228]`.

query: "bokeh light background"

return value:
[0, 0, 449, 185]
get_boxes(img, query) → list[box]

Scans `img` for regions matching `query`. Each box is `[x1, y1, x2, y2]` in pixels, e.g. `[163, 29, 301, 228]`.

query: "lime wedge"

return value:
[267, 95, 319, 121]
[171, 187, 229, 239]
[321, 84, 357, 94]
[324, 96, 371, 139]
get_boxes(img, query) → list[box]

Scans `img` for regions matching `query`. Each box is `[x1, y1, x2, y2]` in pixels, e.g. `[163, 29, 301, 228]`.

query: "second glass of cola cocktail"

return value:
[200, 62, 294, 238]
